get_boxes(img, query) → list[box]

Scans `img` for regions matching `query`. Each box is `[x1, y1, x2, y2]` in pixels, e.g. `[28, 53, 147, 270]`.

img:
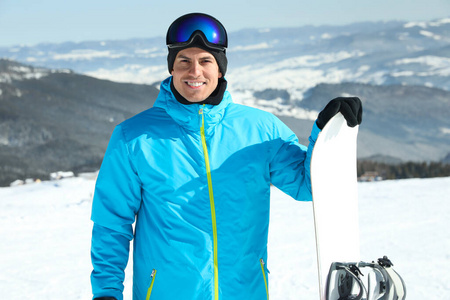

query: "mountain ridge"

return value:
[0, 17, 449, 185]
[0, 59, 158, 186]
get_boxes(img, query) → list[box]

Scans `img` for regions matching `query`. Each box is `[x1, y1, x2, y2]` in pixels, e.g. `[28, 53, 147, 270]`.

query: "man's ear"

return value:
[218, 71, 223, 79]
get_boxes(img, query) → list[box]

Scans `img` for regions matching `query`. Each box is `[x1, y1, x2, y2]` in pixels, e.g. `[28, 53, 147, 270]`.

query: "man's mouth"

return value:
[185, 81, 205, 88]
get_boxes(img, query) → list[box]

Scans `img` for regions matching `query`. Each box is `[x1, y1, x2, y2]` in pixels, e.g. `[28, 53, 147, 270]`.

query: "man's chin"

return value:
[181, 92, 210, 103]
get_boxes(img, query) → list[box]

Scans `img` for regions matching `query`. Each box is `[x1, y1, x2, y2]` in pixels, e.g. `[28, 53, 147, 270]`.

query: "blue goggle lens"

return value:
[166, 13, 228, 49]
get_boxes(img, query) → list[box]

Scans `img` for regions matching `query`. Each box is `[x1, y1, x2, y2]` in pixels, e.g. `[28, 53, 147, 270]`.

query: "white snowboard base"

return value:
[311, 113, 360, 300]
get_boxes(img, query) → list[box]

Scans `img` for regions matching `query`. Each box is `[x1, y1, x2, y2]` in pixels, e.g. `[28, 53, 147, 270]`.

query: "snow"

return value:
[226, 50, 366, 99]
[85, 64, 167, 85]
[393, 56, 450, 77]
[441, 127, 450, 135]
[419, 30, 442, 40]
[1, 176, 449, 299]
[231, 42, 272, 51]
[52, 50, 126, 61]
[0, 68, 49, 83]
[134, 48, 160, 55]
[404, 18, 450, 28]
[0, 63, 69, 83]
[223, 51, 372, 121]
[227, 88, 319, 121]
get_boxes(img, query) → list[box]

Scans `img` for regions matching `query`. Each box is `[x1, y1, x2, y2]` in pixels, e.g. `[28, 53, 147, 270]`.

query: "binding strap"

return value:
[326, 257, 406, 300]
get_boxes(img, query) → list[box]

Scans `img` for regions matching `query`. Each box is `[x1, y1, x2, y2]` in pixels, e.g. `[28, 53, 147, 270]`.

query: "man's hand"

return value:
[316, 97, 363, 130]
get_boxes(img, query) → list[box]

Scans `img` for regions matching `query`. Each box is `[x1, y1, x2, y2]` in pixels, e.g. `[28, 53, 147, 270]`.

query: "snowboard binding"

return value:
[325, 256, 406, 300]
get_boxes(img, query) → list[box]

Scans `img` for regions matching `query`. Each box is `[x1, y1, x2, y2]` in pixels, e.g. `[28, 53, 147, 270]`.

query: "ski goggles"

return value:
[166, 13, 228, 51]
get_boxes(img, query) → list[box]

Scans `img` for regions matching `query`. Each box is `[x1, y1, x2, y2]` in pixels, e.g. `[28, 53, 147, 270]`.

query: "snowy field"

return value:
[1, 176, 449, 299]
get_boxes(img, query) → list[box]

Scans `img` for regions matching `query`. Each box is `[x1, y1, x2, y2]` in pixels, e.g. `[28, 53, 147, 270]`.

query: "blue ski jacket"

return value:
[91, 77, 320, 300]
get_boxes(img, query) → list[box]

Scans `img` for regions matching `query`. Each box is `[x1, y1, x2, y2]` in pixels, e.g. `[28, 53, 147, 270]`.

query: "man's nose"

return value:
[189, 61, 202, 77]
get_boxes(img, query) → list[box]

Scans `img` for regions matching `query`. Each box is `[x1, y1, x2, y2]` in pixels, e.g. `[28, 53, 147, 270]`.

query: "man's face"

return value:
[171, 47, 222, 103]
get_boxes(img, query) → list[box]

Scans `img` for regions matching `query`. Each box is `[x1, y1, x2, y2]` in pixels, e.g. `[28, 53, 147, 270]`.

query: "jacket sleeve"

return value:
[90, 124, 142, 300]
[269, 117, 321, 201]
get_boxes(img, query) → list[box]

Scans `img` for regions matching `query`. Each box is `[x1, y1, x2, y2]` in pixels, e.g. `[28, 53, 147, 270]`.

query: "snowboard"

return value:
[311, 113, 360, 300]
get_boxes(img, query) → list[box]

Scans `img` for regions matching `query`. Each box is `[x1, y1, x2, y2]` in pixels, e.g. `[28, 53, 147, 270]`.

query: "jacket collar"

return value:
[154, 77, 232, 133]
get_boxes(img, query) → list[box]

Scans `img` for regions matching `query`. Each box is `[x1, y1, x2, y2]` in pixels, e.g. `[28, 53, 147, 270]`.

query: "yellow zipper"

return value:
[145, 269, 157, 300]
[199, 106, 219, 300]
[260, 259, 269, 300]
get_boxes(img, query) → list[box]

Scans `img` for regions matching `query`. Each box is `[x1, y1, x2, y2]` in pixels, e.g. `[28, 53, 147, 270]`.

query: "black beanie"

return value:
[167, 35, 228, 76]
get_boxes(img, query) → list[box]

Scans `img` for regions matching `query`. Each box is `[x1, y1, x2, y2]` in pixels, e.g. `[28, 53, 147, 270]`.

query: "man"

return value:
[90, 13, 362, 300]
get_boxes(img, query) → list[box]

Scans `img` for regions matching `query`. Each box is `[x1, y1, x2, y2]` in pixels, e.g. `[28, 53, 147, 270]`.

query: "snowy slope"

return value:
[1, 176, 449, 299]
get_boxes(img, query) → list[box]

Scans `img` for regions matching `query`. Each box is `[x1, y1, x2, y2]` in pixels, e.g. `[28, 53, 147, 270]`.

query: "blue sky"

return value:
[0, 0, 449, 47]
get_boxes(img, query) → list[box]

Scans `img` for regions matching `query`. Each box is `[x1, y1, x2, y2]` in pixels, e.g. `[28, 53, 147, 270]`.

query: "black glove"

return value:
[316, 97, 362, 130]
[94, 297, 116, 300]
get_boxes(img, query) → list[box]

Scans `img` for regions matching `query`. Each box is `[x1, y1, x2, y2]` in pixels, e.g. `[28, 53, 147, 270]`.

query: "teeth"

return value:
[187, 82, 204, 87]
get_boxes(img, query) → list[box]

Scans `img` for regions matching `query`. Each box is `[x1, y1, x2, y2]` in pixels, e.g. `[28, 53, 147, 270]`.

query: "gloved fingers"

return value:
[316, 99, 341, 129]
[316, 97, 363, 130]
[339, 97, 362, 127]
[357, 99, 363, 125]
[325, 99, 342, 115]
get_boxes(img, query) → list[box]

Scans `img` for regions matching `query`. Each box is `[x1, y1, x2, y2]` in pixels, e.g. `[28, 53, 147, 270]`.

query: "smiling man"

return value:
[171, 47, 222, 103]
[90, 13, 362, 300]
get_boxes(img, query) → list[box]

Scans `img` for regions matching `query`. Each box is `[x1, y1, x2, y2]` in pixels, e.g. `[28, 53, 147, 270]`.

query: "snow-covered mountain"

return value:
[2, 18, 449, 92]
[0, 18, 449, 185]
[0, 59, 158, 186]
[1, 18, 449, 137]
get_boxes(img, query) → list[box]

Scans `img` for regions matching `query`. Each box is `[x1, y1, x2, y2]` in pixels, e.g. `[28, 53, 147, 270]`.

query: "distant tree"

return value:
[357, 160, 450, 180]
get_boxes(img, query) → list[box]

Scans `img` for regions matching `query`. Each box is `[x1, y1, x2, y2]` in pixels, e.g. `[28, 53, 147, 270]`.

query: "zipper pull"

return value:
[260, 258, 270, 274]
[260, 258, 266, 271]
[199, 104, 206, 115]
